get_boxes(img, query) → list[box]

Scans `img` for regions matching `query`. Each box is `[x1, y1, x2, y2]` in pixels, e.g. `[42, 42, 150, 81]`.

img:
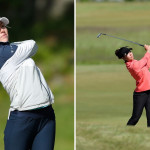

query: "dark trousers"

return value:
[4, 105, 56, 150]
[127, 90, 150, 127]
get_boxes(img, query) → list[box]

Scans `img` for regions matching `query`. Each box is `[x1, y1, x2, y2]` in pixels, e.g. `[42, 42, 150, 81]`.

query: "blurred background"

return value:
[0, 0, 74, 150]
[76, 0, 150, 150]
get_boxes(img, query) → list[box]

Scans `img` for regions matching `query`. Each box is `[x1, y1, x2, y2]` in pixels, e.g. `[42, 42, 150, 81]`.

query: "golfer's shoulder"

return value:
[126, 60, 137, 70]
[144, 51, 150, 58]
[11, 40, 36, 46]
[126, 60, 135, 66]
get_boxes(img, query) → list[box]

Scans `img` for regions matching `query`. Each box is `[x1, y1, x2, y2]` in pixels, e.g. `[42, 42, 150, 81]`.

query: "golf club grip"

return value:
[139, 44, 144, 47]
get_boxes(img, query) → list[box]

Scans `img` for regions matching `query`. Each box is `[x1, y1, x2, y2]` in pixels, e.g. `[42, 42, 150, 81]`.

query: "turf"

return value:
[76, 2, 150, 149]
[76, 64, 150, 150]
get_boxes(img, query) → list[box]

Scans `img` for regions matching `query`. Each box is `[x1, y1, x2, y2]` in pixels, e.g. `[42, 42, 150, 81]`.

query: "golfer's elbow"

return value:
[29, 40, 37, 48]
[22, 40, 38, 57]
[29, 40, 38, 55]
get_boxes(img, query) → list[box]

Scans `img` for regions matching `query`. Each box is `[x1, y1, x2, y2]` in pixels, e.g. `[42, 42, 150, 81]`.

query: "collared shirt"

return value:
[0, 42, 17, 69]
[126, 52, 150, 92]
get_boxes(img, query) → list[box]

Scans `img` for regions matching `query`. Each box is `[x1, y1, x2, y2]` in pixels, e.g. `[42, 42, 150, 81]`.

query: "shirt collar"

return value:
[0, 42, 10, 45]
[125, 59, 135, 67]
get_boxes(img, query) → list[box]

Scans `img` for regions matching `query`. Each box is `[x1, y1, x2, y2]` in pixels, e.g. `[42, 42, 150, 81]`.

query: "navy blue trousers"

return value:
[4, 105, 56, 150]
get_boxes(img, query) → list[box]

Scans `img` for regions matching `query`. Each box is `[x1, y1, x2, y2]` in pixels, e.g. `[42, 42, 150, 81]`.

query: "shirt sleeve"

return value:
[146, 56, 150, 69]
[12, 40, 38, 65]
[132, 52, 150, 72]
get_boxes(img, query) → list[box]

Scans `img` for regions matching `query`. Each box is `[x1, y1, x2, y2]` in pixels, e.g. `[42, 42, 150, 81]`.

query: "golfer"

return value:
[115, 45, 150, 127]
[0, 17, 55, 150]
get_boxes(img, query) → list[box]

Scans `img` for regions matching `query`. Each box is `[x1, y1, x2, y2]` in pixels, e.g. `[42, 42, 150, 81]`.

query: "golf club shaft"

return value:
[97, 33, 144, 47]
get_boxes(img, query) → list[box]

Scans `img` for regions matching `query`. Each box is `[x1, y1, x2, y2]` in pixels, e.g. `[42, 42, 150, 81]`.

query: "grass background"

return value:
[76, 2, 150, 150]
[76, 2, 150, 64]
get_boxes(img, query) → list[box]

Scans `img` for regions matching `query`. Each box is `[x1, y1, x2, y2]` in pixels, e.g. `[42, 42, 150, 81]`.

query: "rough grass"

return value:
[76, 64, 150, 150]
[77, 121, 150, 150]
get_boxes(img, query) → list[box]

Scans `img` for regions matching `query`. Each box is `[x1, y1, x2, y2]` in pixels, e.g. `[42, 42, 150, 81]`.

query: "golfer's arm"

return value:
[133, 52, 150, 70]
[146, 60, 150, 69]
[13, 40, 38, 64]
[17, 40, 38, 57]
[146, 52, 150, 69]
[144, 46, 150, 69]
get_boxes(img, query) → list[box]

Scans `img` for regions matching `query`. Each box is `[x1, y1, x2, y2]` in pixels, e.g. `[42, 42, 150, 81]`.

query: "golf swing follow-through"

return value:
[0, 17, 55, 150]
[97, 32, 150, 127]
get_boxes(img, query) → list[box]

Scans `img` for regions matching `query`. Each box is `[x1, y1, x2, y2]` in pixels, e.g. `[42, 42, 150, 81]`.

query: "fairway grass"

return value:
[76, 64, 150, 150]
[77, 2, 150, 28]
[76, 2, 150, 64]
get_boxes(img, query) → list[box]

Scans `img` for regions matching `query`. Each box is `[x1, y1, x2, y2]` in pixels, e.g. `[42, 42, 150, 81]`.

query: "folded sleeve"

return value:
[146, 56, 150, 69]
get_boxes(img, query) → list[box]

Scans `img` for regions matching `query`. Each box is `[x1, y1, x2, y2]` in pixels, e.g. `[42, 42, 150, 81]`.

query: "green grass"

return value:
[76, 2, 150, 64]
[76, 2, 150, 27]
[76, 2, 150, 150]
[77, 2, 150, 28]
[76, 64, 150, 150]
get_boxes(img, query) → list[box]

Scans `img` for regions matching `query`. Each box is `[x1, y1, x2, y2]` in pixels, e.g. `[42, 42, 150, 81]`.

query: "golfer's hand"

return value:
[144, 45, 150, 53]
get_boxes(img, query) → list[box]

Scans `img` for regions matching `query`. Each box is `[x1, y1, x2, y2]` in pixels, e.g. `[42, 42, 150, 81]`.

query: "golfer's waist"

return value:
[10, 105, 54, 119]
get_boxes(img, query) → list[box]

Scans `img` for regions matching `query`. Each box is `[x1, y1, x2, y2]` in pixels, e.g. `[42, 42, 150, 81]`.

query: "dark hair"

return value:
[115, 46, 132, 59]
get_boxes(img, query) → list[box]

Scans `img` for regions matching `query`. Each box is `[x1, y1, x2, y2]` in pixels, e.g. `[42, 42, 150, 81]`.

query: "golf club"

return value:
[97, 33, 144, 47]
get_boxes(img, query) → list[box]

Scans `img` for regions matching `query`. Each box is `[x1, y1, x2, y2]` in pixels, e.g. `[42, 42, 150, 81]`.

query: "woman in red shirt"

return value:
[115, 45, 150, 127]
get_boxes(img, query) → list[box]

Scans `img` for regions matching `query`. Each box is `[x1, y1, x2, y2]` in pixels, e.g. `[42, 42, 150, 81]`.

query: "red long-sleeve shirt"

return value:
[126, 52, 150, 92]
